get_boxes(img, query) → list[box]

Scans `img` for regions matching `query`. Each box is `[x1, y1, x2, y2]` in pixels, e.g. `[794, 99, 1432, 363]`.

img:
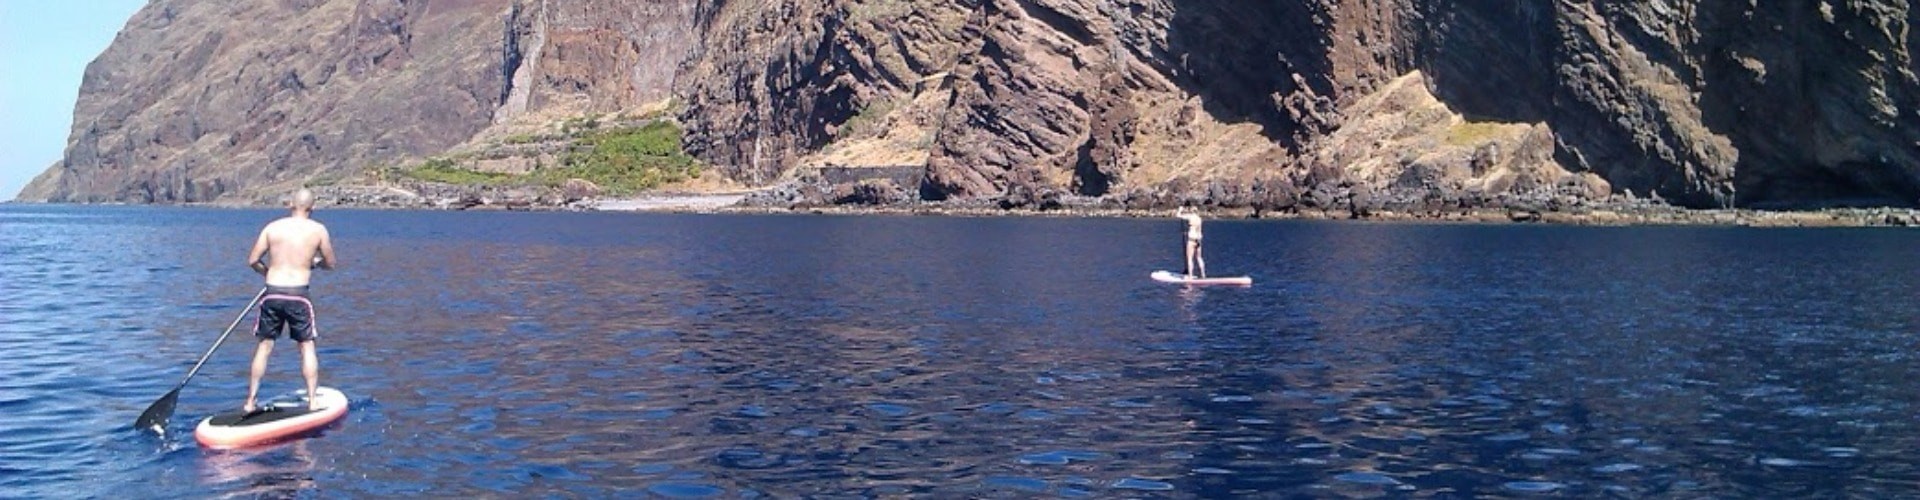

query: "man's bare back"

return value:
[249, 215, 335, 286]
[243, 188, 336, 412]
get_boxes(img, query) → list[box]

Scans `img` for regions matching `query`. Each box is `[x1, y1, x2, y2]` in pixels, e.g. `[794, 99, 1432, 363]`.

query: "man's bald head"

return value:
[289, 188, 316, 211]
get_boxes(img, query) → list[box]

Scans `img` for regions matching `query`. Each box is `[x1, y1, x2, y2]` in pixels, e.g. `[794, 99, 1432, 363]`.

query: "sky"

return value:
[0, 0, 148, 201]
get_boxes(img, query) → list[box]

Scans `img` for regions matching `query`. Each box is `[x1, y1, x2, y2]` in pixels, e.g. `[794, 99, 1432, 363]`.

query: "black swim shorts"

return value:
[254, 285, 318, 342]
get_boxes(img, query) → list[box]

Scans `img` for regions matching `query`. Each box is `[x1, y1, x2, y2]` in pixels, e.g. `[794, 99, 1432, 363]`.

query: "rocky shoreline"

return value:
[136, 176, 1910, 227]
[694, 200, 1920, 228]
[692, 167, 1920, 227]
[21, 182, 1920, 227]
[533, 189, 1920, 228]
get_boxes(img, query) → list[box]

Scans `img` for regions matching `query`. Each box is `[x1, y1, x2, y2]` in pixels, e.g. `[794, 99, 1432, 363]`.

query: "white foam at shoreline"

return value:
[591, 194, 748, 211]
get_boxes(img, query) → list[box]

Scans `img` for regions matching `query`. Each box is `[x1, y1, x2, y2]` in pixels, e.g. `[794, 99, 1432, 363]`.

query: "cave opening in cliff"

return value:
[1073, 142, 1112, 197]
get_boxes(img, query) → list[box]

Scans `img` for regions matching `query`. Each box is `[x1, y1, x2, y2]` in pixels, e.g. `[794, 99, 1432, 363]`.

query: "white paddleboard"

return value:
[194, 387, 349, 449]
[1151, 270, 1252, 286]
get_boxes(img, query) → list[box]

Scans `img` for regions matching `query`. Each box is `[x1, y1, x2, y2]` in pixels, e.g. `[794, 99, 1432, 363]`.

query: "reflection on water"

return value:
[4, 206, 1920, 497]
[200, 440, 318, 497]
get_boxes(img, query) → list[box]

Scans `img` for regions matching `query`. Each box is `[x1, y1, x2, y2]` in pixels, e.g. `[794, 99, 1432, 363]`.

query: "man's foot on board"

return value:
[242, 400, 257, 413]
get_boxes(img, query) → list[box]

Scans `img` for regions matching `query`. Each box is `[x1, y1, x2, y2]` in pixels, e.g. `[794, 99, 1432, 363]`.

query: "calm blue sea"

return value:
[3, 204, 1919, 497]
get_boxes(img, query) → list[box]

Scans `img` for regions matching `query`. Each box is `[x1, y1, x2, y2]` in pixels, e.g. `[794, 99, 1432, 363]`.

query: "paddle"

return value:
[134, 288, 267, 434]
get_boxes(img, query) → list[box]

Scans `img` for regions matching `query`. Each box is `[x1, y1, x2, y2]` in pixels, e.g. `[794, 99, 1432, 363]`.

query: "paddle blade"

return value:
[135, 388, 180, 434]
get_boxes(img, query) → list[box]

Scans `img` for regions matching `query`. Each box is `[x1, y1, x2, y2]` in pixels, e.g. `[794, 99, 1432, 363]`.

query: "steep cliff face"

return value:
[1414, 1, 1920, 207]
[18, 0, 696, 203]
[675, 0, 1344, 198]
[20, 0, 513, 203]
[497, 0, 697, 120]
[678, 0, 1920, 209]
[22, 0, 1920, 210]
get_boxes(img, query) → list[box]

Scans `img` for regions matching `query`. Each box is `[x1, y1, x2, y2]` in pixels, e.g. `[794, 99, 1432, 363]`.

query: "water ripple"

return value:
[5, 207, 1920, 497]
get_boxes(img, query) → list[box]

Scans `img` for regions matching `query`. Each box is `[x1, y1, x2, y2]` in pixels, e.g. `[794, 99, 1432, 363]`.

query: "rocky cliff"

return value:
[21, 0, 513, 202]
[20, 0, 1920, 211]
[19, 0, 698, 203]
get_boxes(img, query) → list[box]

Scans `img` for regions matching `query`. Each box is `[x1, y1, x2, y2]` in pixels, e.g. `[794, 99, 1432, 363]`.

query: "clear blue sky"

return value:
[1, 0, 148, 201]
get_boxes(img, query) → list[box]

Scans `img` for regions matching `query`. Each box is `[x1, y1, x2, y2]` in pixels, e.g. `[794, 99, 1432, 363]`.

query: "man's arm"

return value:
[247, 230, 270, 275]
[315, 226, 337, 270]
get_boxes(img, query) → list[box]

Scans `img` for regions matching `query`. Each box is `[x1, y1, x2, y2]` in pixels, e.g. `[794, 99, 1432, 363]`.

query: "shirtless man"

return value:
[1176, 206, 1206, 278]
[244, 188, 337, 411]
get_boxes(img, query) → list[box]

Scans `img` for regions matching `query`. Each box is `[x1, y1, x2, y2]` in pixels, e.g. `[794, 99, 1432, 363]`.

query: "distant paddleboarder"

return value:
[1149, 205, 1250, 286]
[1176, 205, 1206, 278]
[244, 188, 337, 412]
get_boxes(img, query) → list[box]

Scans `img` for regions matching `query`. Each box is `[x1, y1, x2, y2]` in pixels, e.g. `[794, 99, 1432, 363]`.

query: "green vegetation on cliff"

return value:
[393, 120, 700, 195]
[401, 157, 516, 185]
[556, 121, 701, 194]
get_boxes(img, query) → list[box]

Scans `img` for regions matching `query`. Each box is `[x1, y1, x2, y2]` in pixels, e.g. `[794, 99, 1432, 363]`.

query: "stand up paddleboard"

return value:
[195, 387, 348, 449]
[1152, 270, 1253, 286]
